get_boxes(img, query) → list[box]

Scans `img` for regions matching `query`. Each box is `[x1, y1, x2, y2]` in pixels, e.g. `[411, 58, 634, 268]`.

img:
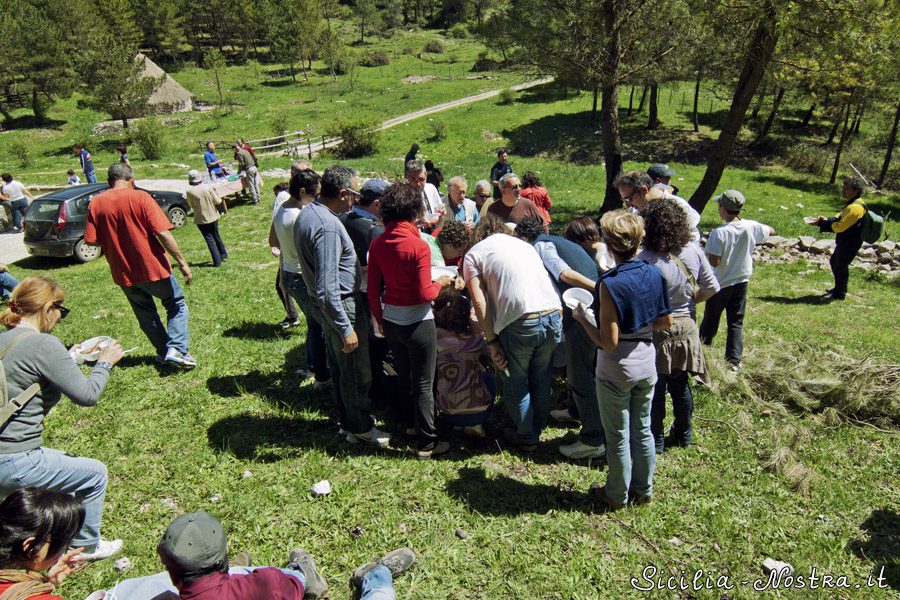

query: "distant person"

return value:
[489, 148, 512, 200]
[614, 171, 700, 244]
[472, 179, 492, 217]
[638, 199, 719, 453]
[404, 143, 419, 173]
[204, 142, 225, 180]
[572, 210, 672, 510]
[440, 176, 479, 227]
[519, 172, 552, 223]
[647, 163, 678, 195]
[72, 144, 96, 183]
[84, 163, 195, 368]
[233, 143, 261, 204]
[0, 263, 19, 299]
[66, 170, 81, 186]
[0, 276, 125, 561]
[116, 144, 130, 166]
[184, 169, 227, 267]
[424, 159, 443, 191]
[698, 190, 773, 370]
[237, 137, 258, 166]
[0, 174, 36, 233]
[813, 176, 867, 301]
[487, 173, 548, 231]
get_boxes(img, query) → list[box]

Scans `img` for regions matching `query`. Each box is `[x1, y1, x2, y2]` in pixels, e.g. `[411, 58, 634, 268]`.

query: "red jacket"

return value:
[367, 220, 441, 324]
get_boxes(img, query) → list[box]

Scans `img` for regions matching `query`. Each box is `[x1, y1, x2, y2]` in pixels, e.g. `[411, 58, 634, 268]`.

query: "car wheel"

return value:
[73, 238, 102, 263]
[167, 206, 187, 228]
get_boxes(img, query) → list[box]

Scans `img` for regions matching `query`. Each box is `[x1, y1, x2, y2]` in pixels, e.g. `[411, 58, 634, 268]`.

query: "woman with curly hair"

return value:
[519, 172, 553, 223]
[637, 199, 719, 453]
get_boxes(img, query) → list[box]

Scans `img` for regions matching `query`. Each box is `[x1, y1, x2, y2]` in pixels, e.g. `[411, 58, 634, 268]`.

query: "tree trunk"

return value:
[876, 95, 900, 188]
[647, 82, 659, 129]
[824, 105, 843, 146]
[0, 99, 12, 122]
[627, 85, 635, 116]
[31, 88, 45, 124]
[121, 115, 129, 129]
[755, 86, 784, 143]
[829, 94, 853, 184]
[689, 2, 778, 214]
[637, 85, 648, 113]
[692, 70, 701, 132]
[599, 0, 623, 215]
[749, 85, 766, 120]
[851, 103, 863, 135]
[290, 63, 296, 83]
[591, 84, 599, 121]
[801, 102, 815, 127]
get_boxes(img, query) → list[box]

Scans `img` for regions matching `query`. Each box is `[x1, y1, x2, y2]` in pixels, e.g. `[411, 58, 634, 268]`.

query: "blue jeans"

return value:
[651, 371, 693, 451]
[8, 199, 27, 230]
[597, 376, 657, 506]
[498, 311, 562, 445]
[197, 221, 227, 266]
[85, 171, 98, 184]
[281, 271, 330, 382]
[361, 566, 397, 600]
[1, 271, 19, 298]
[120, 275, 190, 358]
[565, 320, 604, 446]
[698, 281, 747, 367]
[0, 447, 107, 549]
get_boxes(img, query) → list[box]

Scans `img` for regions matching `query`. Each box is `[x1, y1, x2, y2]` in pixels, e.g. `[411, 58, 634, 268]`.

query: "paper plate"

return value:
[804, 216, 818, 225]
[562, 288, 593, 310]
[72, 336, 113, 363]
[432, 265, 459, 280]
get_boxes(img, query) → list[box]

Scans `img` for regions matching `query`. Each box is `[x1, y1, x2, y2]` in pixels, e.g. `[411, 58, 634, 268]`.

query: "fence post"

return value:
[307, 137, 313, 159]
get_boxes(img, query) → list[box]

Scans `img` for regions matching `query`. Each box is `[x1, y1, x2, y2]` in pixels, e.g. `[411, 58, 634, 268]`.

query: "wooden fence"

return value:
[198, 132, 330, 160]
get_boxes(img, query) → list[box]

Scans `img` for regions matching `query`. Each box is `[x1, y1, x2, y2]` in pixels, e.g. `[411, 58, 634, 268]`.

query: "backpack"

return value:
[0, 331, 40, 430]
[852, 200, 885, 244]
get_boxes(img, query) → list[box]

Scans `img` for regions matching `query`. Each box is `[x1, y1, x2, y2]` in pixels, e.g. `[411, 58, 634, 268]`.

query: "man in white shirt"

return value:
[463, 215, 562, 452]
[405, 159, 443, 217]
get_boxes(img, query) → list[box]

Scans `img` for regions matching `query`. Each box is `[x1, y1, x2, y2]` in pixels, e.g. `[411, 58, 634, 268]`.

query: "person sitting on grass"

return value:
[433, 287, 496, 438]
[572, 210, 672, 510]
[0, 488, 90, 600]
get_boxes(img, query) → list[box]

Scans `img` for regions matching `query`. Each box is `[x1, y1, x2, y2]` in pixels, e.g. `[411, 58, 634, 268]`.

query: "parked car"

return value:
[23, 184, 191, 263]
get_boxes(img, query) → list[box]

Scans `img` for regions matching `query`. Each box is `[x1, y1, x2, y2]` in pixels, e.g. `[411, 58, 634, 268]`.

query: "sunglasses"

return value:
[54, 304, 70, 320]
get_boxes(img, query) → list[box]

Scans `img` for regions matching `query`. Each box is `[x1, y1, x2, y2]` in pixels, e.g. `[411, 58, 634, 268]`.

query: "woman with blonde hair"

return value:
[0, 276, 123, 561]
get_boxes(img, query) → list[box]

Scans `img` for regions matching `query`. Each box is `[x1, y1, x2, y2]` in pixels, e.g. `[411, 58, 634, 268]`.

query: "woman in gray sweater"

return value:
[0, 275, 124, 561]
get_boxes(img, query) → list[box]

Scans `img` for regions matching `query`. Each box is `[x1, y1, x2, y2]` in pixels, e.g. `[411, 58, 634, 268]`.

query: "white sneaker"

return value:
[550, 409, 579, 425]
[559, 441, 606, 459]
[346, 426, 390, 446]
[82, 538, 124, 562]
[165, 348, 197, 368]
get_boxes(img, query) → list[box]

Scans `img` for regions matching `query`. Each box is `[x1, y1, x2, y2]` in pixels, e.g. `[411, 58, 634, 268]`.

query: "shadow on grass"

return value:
[2, 115, 67, 131]
[207, 413, 344, 462]
[8, 255, 75, 270]
[757, 294, 834, 305]
[223, 320, 288, 340]
[847, 507, 900, 591]
[445, 466, 596, 515]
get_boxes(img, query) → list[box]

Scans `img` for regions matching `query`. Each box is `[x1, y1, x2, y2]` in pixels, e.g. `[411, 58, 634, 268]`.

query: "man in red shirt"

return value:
[84, 163, 196, 368]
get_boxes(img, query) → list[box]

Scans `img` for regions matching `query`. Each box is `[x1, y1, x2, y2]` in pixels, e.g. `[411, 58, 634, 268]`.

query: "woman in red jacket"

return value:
[368, 183, 454, 459]
[519, 171, 552, 224]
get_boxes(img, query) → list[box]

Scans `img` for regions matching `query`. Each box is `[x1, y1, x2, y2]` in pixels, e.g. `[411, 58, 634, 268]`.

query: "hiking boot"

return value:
[550, 409, 579, 425]
[82, 538, 124, 562]
[502, 427, 537, 453]
[559, 440, 606, 460]
[288, 547, 328, 598]
[589, 483, 625, 511]
[165, 348, 197, 369]
[351, 548, 416, 588]
[231, 551, 252, 567]
[628, 489, 653, 506]
[416, 441, 450, 460]
[346, 426, 391, 446]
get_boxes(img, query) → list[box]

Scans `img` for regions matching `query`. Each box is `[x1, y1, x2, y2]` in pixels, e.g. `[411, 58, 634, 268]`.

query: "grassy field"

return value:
[3, 34, 900, 600]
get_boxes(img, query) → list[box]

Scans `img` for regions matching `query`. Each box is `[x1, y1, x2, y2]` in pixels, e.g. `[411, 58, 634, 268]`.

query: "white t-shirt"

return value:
[463, 233, 561, 335]
[273, 190, 291, 219]
[2, 181, 26, 202]
[272, 204, 303, 273]
[705, 219, 770, 288]
[421, 183, 442, 214]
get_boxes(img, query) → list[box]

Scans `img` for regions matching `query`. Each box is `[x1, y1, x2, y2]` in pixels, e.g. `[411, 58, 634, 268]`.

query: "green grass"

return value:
[4, 47, 899, 600]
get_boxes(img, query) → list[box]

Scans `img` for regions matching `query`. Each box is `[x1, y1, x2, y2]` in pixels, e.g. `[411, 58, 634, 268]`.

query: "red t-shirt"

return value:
[84, 188, 174, 286]
[0, 582, 61, 600]
[179, 569, 304, 600]
[519, 186, 552, 223]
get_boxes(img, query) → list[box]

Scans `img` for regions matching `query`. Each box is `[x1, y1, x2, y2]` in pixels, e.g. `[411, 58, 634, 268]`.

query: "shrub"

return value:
[400, 46, 416, 55]
[359, 50, 391, 67]
[430, 119, 447, 141]
[423, 39, 445, 53]
[498, 87, 516, 105]
[447, 23, 469, 38]
[10, 141, 32, 168]
[271, 114, 288, 142]
[131, 117, 167, 160]
[327, 118, 379, 158]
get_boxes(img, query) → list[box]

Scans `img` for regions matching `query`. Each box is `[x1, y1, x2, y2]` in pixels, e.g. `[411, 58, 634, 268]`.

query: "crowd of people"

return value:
[0, 141, 876, 599]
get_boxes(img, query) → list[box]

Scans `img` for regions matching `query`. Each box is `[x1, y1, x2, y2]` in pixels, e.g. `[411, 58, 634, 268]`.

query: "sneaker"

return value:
[729, 362, 743, 373]
[288, 548, 328, 598]
[231, 551, 253, 567]
[416, 440, 450, 460]
[463, 424, 486, 438]
[314, 378, 333, 390]
[351, 548, 416, 588]
[346, 426, 390, 446]
[550, 409, 580, 425]
[82, 538, 124, 562]
[165, 348, 197, 369]
[277, 319, 293, 329]
[559, 440, 607, 459]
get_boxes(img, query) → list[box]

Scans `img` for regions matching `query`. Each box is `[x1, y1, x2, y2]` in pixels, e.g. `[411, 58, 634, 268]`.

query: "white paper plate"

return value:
[71, 336, 113, 362]
[562, 288, 596, 327]
[804, 216, 818, 225]
[432, 265, 459, 280]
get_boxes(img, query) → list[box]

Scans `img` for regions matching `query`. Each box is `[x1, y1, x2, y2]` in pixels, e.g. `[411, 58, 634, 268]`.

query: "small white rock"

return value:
[242, 470, 253, 478]
[667, 537, 682, 546]
[780, 205, 789, 210]
[311, 480, 332, 496]
[795, 203, 804, 208]
[762, 558, 794, 576]
[210, 494, 223, 503]
[114, 557, 132, 572]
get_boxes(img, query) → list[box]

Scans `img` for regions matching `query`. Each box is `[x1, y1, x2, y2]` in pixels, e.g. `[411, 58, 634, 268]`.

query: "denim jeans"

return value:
[9, 199, 27, 230]
[85, 171, 98, 184]
[0, 447, 107, 549]
[276, 267, 299, 322]
[361, 566, 397, 600]
[650, 370, 693, 451]
[281, 271, 330, 382]
[597, 376, 657, 506]
[0, 270, 20, 298]
[120, 274, 190, 358]
[698, 282, 748, 367]
[497, 311, 562, 445]
[830, 242, 862, 297]
[308, 294, 374, 435]
[197, 221, 227, 266]
[383, 318, 438, 450]
[565, 319, 604, 446]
